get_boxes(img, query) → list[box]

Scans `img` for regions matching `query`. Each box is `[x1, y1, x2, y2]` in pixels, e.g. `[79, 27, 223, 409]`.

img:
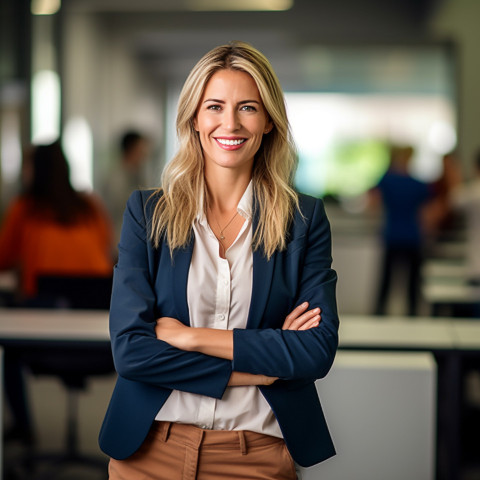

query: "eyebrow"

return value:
[203, 98, 261, 105]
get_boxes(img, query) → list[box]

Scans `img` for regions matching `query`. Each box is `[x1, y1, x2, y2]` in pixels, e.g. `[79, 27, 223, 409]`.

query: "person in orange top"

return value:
[0, 140, 114, 300]
[0, 140, 115, 445]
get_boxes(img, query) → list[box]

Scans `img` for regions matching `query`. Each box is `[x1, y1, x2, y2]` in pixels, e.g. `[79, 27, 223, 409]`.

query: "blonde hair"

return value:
[150, 41, 299, 258]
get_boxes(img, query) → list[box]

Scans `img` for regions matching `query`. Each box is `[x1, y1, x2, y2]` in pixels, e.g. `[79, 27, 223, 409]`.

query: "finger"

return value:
[283, 302, 309, 329]
[292, 307, 320, 326]
[297, 314, 321, 331]
[262, 375, 279, 385]
[288, 308, 321, 330]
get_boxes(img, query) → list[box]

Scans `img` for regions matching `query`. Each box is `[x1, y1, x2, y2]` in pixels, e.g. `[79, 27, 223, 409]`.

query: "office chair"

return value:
[18, 275, 115, 480]
[36, 275, 114, 310]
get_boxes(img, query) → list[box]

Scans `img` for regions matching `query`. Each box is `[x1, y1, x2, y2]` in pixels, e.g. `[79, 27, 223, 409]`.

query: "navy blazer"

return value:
[99, 189, 339, 467]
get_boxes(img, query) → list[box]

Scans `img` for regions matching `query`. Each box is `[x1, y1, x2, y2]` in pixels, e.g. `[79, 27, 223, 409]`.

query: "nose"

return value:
[223, 107, 240, 131]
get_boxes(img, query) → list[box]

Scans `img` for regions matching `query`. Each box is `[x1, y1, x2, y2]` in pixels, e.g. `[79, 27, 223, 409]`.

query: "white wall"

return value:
[61, 12, 165, 190]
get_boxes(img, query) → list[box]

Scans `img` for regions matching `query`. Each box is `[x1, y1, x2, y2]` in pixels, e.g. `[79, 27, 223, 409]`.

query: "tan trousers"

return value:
[108, 421, 297, 480]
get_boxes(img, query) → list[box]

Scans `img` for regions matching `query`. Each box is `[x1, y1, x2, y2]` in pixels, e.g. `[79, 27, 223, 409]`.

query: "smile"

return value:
[216, 138, 246, 146]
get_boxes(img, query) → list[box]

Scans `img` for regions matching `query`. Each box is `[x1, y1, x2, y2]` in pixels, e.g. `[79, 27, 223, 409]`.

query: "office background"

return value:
[1, 1, 480, 479]
[2, 0, 480, 314]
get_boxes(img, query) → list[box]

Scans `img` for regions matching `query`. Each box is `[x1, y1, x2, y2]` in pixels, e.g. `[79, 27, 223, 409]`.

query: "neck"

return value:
[204, 167, 252, 213]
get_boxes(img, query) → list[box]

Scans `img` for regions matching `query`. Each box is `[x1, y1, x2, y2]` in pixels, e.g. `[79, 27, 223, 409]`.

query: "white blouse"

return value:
[156, 182, 282, 438]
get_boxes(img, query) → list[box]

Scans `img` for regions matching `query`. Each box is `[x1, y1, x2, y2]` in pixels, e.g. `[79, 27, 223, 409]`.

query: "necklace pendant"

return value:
[220, 234, 225, 240]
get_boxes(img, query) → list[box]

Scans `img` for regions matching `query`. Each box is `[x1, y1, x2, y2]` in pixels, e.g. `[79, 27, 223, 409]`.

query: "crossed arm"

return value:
[155, 302, 321, 387]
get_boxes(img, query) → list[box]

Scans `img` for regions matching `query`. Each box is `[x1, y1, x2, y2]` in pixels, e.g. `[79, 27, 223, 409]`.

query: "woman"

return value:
[99, 41, 339, 479]
[0, 140, 114, 300]
[0, 140, 114, 444]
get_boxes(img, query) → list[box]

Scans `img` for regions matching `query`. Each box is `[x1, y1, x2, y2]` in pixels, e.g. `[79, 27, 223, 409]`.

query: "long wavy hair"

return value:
[150, 41, 299, 258]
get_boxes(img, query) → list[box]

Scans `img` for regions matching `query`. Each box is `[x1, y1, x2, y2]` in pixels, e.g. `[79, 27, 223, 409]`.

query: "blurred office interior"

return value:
[2, 0, 480, 314]
[1, 0, 480, 479]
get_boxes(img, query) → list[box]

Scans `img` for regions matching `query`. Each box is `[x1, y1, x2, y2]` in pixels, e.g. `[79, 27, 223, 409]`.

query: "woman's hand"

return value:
[282, 302, 321, 331]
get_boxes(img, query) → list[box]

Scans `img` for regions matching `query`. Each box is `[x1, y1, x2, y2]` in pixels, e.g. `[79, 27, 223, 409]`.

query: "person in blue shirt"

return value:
[372, 145, 432, 316]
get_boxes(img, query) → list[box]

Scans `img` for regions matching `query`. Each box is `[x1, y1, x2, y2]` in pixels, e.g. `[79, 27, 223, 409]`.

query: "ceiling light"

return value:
[31, 0, 61, 15]
[186, 0, 293, 11]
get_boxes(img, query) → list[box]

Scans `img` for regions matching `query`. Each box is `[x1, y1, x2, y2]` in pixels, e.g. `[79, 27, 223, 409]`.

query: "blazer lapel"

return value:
[246, 248, 275, 329]
[246, 201, 276, 329]
[171, 239, 194, 325]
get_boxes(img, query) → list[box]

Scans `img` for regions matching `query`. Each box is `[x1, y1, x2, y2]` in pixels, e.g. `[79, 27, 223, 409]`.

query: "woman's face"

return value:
[194, 69, 272, 177]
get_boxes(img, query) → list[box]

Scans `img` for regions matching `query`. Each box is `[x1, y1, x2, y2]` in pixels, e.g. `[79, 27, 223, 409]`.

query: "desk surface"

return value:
[451, 320, 480, 350]
[422, 282, 480, 303]
[1, 309, 479, 351]
[422, 259, 468, 279]
[339, 315, 456, 350]
[0, 309, 109, 342]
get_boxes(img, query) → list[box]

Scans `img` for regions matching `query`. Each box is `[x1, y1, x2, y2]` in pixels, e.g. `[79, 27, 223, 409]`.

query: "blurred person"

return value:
[450, 149, 480, 286]
[371, 145, 433, 316]
[99, 41, 338, 479]
[0, 140, 115, 444]
[422, 150, 463, 238]
[0, 140, 114, 299]
[104, 130, 151, 247]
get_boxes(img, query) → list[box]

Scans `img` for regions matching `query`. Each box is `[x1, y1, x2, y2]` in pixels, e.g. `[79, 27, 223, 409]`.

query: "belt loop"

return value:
[238, 431, 247, 455]
[183, 429, 204, 480]
[160, 421, 172, 442]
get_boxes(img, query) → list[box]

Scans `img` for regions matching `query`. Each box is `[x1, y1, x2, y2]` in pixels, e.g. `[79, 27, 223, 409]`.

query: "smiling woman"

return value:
[194, 69, 273, 245]
[150, 41, 299, 260]
[99, 41, 339, 480]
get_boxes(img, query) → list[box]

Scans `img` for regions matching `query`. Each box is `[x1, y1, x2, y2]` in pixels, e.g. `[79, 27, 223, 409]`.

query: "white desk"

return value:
[420, 256, 479, 316]
[339, 314, 480, 480]
[422, 259, 468, 280]
[423, 282, 480, 302]
[303, 351, 437, 480]
[451, 320, 480, 350]
[339, 315, 455, 350]
[0, 309, 109, 343]
[422, 282, 480, 317]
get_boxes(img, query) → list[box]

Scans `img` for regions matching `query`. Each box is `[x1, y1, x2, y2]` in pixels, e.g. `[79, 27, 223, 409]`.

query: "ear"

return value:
[193, 117, 199, 132]
[264, 120, 273, 134]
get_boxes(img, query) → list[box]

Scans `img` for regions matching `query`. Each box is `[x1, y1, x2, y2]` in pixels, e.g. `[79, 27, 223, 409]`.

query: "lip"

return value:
[214, 137, 247, 151]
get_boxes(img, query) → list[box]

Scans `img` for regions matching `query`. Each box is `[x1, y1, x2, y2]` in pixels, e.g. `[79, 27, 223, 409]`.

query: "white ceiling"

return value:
[61, 0, 448, 90]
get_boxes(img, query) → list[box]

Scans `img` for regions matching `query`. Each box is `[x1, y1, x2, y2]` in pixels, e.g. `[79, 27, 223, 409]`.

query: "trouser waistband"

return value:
[153, 421, 284, 456]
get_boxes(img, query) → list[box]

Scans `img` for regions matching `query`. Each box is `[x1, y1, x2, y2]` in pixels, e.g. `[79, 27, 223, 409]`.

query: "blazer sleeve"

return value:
[109, 190, 232, 399]
[232, 197, 339, 381]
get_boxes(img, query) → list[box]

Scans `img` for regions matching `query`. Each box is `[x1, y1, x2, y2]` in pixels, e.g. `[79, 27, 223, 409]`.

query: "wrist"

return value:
[187, 327, 202, 352]
[188, 328, 234, 360]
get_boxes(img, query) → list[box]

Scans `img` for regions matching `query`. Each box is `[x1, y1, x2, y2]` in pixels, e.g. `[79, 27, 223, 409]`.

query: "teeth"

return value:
[217, 138, 245, 146]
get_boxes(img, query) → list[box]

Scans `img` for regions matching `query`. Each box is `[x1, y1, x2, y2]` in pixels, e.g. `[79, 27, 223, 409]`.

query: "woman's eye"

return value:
[241, 105, 256, 112]
[207, 105, 221, 111]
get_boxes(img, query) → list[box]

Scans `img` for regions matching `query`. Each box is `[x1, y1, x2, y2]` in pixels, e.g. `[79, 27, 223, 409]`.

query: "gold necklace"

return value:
[209, 206, 239, 240]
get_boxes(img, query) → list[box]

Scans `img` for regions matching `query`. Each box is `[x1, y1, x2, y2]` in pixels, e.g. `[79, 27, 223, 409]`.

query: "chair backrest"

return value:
[36, 275, 113, 310]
